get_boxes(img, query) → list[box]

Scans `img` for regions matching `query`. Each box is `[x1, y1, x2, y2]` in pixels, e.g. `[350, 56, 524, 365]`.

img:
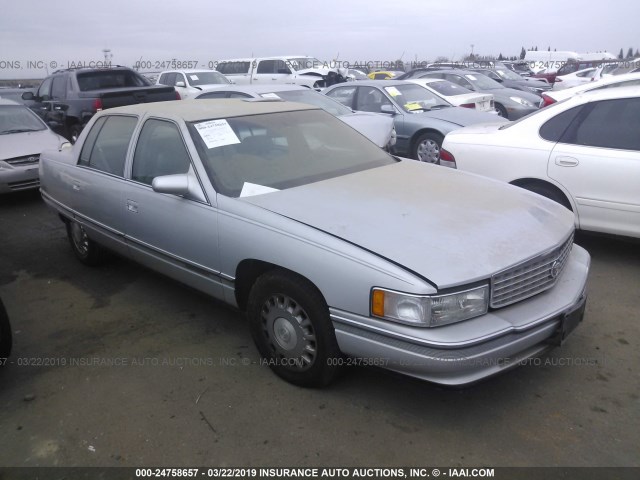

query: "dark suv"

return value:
[22, 67, 178, 142]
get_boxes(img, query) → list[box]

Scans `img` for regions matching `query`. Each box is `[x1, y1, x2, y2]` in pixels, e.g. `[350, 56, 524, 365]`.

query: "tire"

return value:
[68, 124, 83, 144]
[66, 220, 108, 266]
[0, 298, 12, 362]
[247, 271, 342, 387]
[413, 132, 443, 164]
[520, 182, 572, 211]
[495, 103, 508, 118]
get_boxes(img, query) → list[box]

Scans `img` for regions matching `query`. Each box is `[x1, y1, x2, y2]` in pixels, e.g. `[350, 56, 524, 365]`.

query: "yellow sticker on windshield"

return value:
[404, 102, 423, 111]
[386, 87, 401, 97]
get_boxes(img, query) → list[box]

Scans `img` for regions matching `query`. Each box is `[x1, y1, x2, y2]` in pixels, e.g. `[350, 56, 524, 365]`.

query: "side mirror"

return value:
[21, 91, 35, 101]
[380, 104, 396, 115]
[152, 174, 190, 196]
[175, 81, 186, 88]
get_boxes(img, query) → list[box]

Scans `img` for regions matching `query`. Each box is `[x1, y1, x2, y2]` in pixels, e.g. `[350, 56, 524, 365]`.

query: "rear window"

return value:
[216, 62, 251, 75]
[426, 80, 473, 96]
[76, 70, 150, 91]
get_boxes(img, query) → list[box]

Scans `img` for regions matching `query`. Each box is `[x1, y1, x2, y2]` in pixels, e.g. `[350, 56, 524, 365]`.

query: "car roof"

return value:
[575, 84, 640, 102]
[104, 98, 318, 121]
[199, 84, 307, 96]
[326, 79, 421, 88]
[160, 69, 225, 74]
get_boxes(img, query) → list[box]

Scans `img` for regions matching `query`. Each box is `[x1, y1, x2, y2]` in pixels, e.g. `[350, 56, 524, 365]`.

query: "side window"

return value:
[132, 119, 191, 185]
[446, 74, 472, 89]
[37, 77, 53, 100]
[159, 73, 177, 86]
[257, 60, 276, 74]
[78, 116, 137, 176]
[355, 86, 392, 113]
[274, 60, 291, 74]
[325, 86, 356, 108]
[51, 76, 67, 100]
[539, 106, 584, 142]
[576, 69, 594, 78]
[566, 99, 640, 151]
[373, 73, 387, 80]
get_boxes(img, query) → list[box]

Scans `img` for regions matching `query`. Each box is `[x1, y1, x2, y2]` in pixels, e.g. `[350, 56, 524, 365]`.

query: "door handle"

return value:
[555, 156, 579, 167]
[126, 200, 138, 213]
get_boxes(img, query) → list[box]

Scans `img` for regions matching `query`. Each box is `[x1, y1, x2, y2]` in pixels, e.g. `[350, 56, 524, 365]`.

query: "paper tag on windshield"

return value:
[190, 75, 199, 81]
[386, 87, 401, 97]
[404, 102, 422, 111]
[194, 119, 241, 149]
[240, 182, 279, 197]
[261, 93, 281, 99]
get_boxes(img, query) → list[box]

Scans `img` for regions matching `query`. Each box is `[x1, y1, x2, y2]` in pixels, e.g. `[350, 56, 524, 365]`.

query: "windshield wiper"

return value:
[430, 104, 451, 109]
[0, 128, 42, 134]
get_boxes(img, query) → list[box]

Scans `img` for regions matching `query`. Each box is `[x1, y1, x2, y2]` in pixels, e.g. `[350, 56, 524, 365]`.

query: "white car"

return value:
[542, 72, 640, 106]
[441, 86, 640, 239]
[407, 78, 497, 114]
[157, 70, 231, 99]
[552, 67, 597, 91]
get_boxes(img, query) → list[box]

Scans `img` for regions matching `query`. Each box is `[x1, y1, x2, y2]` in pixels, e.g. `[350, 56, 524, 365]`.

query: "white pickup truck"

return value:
[156, 69, 232, 100]
[215, 56, 346, 89]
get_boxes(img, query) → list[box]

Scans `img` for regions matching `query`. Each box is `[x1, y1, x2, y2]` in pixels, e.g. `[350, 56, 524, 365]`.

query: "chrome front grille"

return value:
[5, 155, 40, 166]
[491, 234, 574, 308]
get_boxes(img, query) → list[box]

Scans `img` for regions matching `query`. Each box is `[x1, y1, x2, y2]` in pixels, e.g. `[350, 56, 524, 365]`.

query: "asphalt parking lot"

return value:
[0, 189, 638, 468]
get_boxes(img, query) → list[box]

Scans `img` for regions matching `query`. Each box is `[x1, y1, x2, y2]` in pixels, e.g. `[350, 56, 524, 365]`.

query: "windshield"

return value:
[259, 90, 352, 117]
[463, 73, 504, 90]
[188, 71, 230, 86]
[494, 68, 523, 80]
[348, 69, 368, 80]
[188, 109, 395, 198]
[77, 70, 151, 91]
[384, 84, 451, 112]
[287, 57, 324, 71]
[0, 105, 46, 134]
[425, 80, 473, 96]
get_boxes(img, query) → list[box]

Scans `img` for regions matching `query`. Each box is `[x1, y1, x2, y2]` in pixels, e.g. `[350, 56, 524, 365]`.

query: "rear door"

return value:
[548, 97, 640, 237]
[70, 114, 139, 256]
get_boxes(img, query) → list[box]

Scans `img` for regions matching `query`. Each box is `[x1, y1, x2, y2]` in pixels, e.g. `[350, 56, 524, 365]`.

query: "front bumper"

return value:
[0, 164, 40, 194]
[331, 244, 590, 386]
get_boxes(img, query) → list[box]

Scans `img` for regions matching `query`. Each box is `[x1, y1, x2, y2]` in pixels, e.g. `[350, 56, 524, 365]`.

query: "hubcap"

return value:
[417, 139, 440, 163]
[260, 294, 317, 371]
[70, 222, 89, 256]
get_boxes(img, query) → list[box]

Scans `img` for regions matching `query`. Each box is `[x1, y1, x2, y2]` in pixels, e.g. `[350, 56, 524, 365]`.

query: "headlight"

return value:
[371, 285, 489, 327]
[509, 96, 536, 107]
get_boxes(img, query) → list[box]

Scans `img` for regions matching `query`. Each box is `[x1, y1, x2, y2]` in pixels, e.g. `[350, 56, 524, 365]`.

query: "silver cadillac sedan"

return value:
[39, 99, 590, 387]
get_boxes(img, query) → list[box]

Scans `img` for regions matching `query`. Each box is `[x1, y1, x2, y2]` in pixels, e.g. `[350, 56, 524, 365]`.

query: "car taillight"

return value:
[175, 91, 181, 100]
[439, 148, 457, 169]
[92, 99, 103, 111]
[541, 94, 556, 107]
[459, 103, 476, 109]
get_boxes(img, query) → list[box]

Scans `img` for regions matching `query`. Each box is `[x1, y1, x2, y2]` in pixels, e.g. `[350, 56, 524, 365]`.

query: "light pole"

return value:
[470, 44, 475, 60]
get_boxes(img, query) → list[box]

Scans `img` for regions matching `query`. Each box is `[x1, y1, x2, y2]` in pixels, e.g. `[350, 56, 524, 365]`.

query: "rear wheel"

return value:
[247, 271, 342, 387]
[66, 220, 108, 266]
[413, 132, 443, 164]
[495, 103, 508, 118]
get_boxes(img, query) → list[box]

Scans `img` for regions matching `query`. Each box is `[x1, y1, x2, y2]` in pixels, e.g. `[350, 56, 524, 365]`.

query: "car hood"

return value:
[338, 112, 394, 147]
[243, 160, 574, 288]
[0, 129, 64, 160]
[416, 107, 506, 127]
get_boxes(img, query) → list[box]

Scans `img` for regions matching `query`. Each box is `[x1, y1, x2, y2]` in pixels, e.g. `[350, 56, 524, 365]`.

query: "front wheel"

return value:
[247, 271, 342, 387]
[495, 103, 508, 118]
[66, 220, 107, 266]
[413, 132, 443, 164]
[0, 297, 12, 362]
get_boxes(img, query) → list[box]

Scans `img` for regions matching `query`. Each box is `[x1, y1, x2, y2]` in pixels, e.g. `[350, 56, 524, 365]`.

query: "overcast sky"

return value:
[2, 0, 638, 78]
